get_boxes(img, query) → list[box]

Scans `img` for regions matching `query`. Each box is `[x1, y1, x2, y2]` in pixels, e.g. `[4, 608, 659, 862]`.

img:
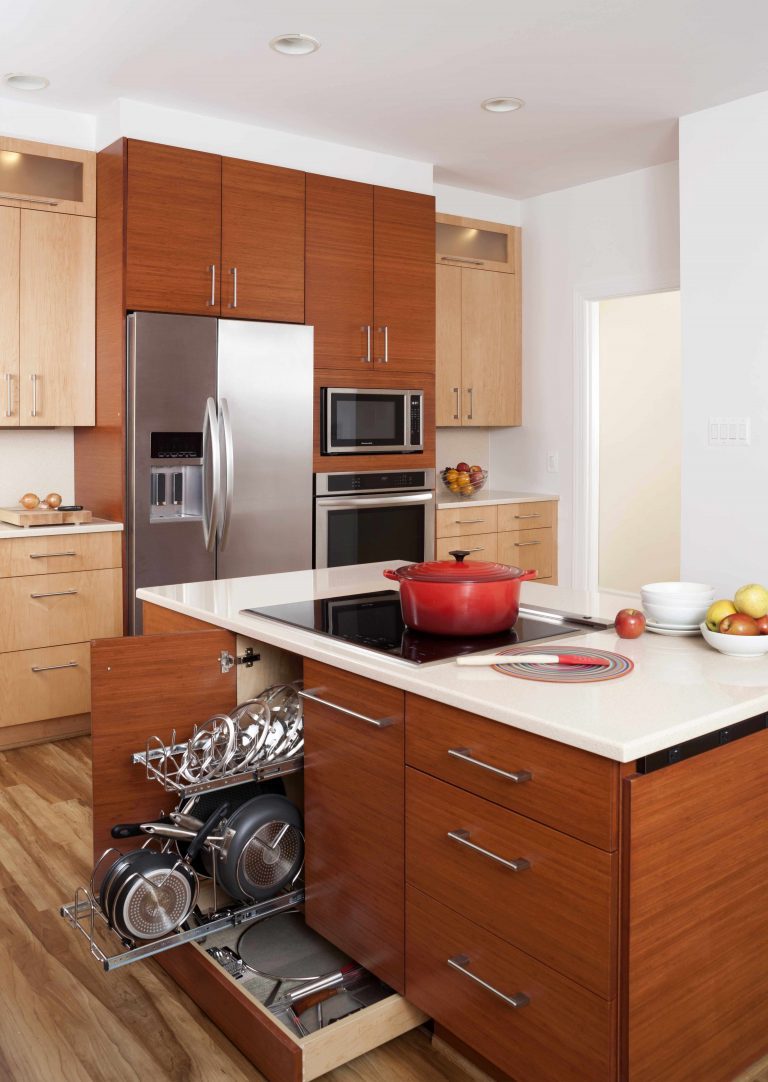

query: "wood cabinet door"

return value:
[19, 211, 95, 426]
[373, 186, 435, 375]
[221, 158, 305, 323]
[461, 269, 521, 426]
[126, 140, 222, 315]
[435, 263, 461, 425]
[305, 174, 373, 374]
[0, 206, 19, 427]
[302, 660, 406, 992]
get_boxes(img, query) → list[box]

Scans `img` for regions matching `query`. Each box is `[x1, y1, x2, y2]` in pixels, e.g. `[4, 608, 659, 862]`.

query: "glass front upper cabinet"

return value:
[435, 213, 517, 273]
[0, 137, 95, 216]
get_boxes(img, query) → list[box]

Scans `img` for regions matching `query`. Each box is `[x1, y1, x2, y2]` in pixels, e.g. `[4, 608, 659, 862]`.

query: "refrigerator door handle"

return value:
[202, 396, 221, 552]
[218, 397, 235, 551]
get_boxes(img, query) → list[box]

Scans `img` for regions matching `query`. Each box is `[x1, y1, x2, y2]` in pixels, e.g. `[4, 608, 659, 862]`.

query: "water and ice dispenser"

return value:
[149, 432, 204, 522]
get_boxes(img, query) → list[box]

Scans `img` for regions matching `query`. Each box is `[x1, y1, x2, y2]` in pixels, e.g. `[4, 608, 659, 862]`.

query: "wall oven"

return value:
[314, 470, 435, 569]
[321, 387, 424, 454]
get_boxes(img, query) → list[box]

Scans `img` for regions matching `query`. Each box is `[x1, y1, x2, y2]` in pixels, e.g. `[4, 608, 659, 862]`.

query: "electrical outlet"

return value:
[708, 417, 750, 446]
[546, 452, 559, 473]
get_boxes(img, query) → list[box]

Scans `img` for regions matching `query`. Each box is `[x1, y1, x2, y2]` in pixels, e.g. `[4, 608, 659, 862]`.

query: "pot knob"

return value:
[448, 550, 470, 563]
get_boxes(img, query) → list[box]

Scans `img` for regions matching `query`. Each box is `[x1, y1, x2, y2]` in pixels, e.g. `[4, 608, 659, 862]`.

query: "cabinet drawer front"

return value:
[406, 695, 618, 850]
[406, 887, 615, 1082]
[0, 531, 121, 578]
[497, 501, 555, 531]
[436, 505, 498, 537]
[303, 660, 406, 991]
[498, 528, 554, 579]
[436, 532, 497, 562]
[406, 769, 616, 997]
[0, 642, 91, 727]
[0, 568, 122, 652]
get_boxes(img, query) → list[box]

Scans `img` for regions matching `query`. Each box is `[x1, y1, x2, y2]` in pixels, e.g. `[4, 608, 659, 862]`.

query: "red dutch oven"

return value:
[383, 550, 537, 637]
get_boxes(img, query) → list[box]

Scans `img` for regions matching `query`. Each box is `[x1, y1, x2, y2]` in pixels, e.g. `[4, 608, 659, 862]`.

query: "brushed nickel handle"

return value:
[361, 325, 372, 364]
[447, 830, 531, 873]
[31, 660, 79, 673]
[0, 192, 59, 206]
[29, 589, 78, 599]
[30, 373, 38, 417]
[207, 264, 216, 307]
[465, 547, 484, 553]
[514, 513, 542, 519]
[512, 541, 542, 547]
[453, 387, 459, 419]
[300, 688, 395, 729]
[467, 387, 473, 420]
[447, 956, 530, 1009]
[448, 747, 532, 784]
[4, 373, 12, 418]
[453, 518, 484, 524]
[227, 266, 238, 309]
[440, 255, 484, 266]
[29, 551, 77, 559]
[377, 325, 389, 364]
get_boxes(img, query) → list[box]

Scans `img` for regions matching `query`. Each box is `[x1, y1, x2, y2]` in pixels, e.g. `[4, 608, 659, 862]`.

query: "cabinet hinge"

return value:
[219, 647, 260, 674]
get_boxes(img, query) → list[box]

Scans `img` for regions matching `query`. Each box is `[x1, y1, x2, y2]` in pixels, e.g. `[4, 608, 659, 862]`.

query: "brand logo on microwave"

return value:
[361, 441, 373, 445]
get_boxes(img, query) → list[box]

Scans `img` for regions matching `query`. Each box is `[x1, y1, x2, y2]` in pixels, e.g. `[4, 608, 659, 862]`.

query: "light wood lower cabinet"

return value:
[0, 530, 121, 578]
[436, 499, 558, 582]
[0, 567, 121, 653]
[436, 532, 498, 562]
[0, 642, 91, 727]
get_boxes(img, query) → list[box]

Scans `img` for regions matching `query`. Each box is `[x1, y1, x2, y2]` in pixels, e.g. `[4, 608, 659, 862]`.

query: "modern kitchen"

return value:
[2, 5, 768, 1081]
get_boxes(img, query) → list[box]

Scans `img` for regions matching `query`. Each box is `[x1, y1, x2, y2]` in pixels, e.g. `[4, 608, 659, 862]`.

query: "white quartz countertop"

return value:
[0, 518, 123, 539]
[137, 562, 768, 764]
[436, 489, 559, 509]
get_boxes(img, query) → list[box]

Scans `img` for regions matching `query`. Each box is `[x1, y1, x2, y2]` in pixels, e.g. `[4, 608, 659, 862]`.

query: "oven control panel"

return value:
[315, 469, 436, 497]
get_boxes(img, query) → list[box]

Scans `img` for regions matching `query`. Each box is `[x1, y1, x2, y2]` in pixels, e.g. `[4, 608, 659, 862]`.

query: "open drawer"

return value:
[158, 916, 427, 1082]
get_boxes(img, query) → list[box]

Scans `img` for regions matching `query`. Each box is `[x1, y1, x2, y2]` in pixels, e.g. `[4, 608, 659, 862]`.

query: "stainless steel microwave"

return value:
[321, 387, 424, 455]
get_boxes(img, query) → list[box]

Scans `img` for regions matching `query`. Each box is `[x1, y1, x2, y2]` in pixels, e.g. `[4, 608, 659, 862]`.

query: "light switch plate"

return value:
[708, 417, 750, 446]
[546, 451, 559, 473]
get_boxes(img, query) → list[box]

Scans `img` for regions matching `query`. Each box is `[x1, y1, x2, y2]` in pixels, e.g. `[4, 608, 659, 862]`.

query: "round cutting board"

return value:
[492, 646, 633, 683]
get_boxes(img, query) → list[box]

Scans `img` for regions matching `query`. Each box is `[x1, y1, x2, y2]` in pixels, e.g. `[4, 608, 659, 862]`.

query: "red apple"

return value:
[757, 616, 768, 635]
[456, 461, 470, 474]
[615, 609, 646, 638]
[719, 613, 760, 635]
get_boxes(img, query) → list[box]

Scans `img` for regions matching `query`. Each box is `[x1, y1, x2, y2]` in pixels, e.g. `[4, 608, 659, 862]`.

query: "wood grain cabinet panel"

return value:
[0, 531, 121, 578]
[497, 501, 555, 531]
[306, 174, 373, 374]
[126, 140, 222, 315]
[303, 659, 406, 992]
[0, 567, 121, 653]
[406, 769, 617, 998]
[0, 642, 91, 727]
[435, 533, 498, 562]
[221, 158, 305, 323]
[497, 528, 554, 579]
[373, 186, 435, 374]
[406, 887, 616, 1082]
[435, 263, 462, 426]
[0, 206, 19, 427]
[19, 211, 95, 426]
[406, 694, 619, 850]
[461, 269, 520, 426]
[436, 505, 498, 538]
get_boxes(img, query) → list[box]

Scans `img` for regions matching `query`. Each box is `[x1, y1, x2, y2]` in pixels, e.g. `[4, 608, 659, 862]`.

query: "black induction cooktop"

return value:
[242, 590, 583, 665]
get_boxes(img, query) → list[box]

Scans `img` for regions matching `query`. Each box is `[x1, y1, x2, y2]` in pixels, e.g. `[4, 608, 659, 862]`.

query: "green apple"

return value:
[734, 583, 768, 619]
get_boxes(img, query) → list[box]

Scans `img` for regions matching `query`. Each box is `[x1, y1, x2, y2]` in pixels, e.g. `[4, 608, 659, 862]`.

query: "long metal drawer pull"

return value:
[4, 373, 11, 417]
[30, 373, 38, 417]
[448, 747, 532, 784]
[299, 688, 395, 729]
[31, 660, 79, 673]
[0, 192, 59, 206]
[29, 589, 78, 599]
[466, 547, 484, 553]
[447, 955, 530, 1009]
[454, 518, 484, 524]
[440, 255, 484, 266]
[514, 513, 541, 519]
[467, 387, 474, 420]
[361, 325, 372, 364]
[447, 830, 531, 873]
[29, 551, 77, 559]
[512, 541, 542, 547]
[453, 387, 459, 419]
[228, 266, 238, 309]
[376, 325, 389, 364]
[207, 264, 216, 307]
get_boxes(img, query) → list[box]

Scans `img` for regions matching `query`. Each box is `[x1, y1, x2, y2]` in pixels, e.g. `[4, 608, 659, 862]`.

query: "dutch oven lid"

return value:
[392, 550, 527, 584]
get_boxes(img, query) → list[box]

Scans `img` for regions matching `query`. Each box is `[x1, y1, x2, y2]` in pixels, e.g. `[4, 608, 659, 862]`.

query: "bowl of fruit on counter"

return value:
[441, 462, 488, 497]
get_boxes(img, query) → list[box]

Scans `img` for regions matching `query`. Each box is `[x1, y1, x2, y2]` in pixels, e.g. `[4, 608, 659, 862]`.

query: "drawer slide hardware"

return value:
[448, 747, 532, 784]
[219, 647, 260, 674]
[300, 688, 395, 729]
[447, 955, 530, 1009]
[447, 829, 531, 873]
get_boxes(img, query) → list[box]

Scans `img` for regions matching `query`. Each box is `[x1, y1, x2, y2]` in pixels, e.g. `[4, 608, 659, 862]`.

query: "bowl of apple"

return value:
[441, 463, 487, 497]
[700, 583, 768, 658]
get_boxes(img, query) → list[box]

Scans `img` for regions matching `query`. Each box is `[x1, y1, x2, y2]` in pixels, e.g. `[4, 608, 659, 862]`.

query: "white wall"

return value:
[434, 183, 521, 226]
[0, 96, 95, 149]
[680, 90, 768, 596]
[490, 161, 680, 586]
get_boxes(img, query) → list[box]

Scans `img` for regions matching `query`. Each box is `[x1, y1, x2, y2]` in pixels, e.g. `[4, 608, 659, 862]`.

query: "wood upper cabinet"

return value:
[0, 207, 20, 427]
[435, 264, 461, 426]
[221, 159, 305, 322]
[19, 211, 95, 426]
[373, 187, 435, 374]
[306, 174, 374, 373]
[126, 140, 222, 315]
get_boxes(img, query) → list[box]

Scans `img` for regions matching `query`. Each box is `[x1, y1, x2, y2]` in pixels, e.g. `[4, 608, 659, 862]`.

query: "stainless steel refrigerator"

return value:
[127, 312, 313, 633]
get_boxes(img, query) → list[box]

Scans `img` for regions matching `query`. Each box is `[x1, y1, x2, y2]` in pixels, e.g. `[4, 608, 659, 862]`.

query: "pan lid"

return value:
[390, 550, 528, 584]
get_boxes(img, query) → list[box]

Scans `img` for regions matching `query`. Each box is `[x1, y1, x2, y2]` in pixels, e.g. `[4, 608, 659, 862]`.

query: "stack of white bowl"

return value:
[640, 582, 715, 636]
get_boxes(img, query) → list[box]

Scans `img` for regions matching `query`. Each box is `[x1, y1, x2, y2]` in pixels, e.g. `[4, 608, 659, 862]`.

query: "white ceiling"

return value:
[2, 0, 768, 198]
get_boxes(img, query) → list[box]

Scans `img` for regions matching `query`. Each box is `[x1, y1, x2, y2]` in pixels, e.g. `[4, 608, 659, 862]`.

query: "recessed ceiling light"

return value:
[4, 73, 50, 91]
[269, 33, 320, 56]
[481, 97, 524, 113]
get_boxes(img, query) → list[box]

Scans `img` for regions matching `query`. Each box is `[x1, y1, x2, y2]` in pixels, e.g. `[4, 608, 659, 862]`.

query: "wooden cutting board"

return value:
[0, 507, 93, 527]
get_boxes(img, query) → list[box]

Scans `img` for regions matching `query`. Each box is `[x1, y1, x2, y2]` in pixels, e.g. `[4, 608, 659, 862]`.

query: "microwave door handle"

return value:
[218, 397, 234, 551]
[202, 397, 220, 552]
[317, 492, 434, 510]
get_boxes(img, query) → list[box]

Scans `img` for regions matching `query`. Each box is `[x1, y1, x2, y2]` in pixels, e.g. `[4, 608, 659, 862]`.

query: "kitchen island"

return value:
[87, 562, 768, 1082]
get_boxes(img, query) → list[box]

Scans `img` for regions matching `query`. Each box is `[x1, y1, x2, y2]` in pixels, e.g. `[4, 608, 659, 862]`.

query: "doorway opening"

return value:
[580, 290, 681, 595]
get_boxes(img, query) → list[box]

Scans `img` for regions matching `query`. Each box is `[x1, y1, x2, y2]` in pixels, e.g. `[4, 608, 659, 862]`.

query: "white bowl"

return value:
[641, 581, 715, 596]
[643, 599, 711, 625]
[700, 622, 768, 658]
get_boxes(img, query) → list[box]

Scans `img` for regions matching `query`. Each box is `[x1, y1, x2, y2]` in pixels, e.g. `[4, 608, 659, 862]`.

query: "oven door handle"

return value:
[316, 492, 435, 510]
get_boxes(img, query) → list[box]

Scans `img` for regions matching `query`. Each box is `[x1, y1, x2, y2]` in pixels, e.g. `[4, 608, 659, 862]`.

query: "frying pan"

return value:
[99, 802, 227, 940]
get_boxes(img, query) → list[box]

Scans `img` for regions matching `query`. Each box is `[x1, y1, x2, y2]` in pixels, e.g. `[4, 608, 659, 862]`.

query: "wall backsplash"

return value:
[436, 428, 491, 477]
[0, 429, 75, 509]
